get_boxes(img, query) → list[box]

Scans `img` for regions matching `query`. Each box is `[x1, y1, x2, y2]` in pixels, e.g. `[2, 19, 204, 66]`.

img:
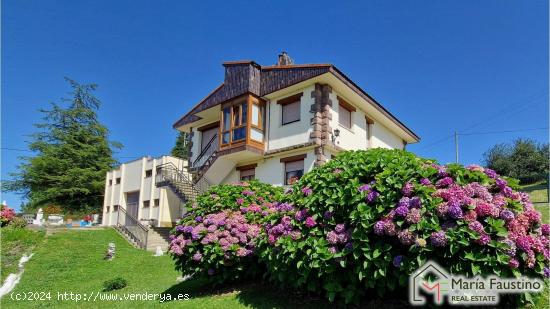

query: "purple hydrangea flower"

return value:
[192, 252, 202, 261]
[401, 182, 414, 197]
[406, 208, 421, 224]
[499, 209, 515, 221]
[323, 211, 333, 219]
[495, 178, 507, 188]
[501, 238, 516, 256]
[366, 191, 379, 203]
[476, 233, 491, 246]
[301, 186, 313, 196]
[447, 202, 463, 219]
[541, 224, 550, 236]
[515, 236, 531, 252]
[484, 168, 497, 179]
[398, 197, 410, 208]
[430, 231, 447, 247]
[544, 267, 550, 278]
[344, 242, 353, 251]
[395, 205, 409, 217]
[398, 230, 415, 246]
[358, 184, 371, 192]
[384, 221, 397, 236]
[374, 221, 385, 235]
[242, 190, 255, 196]
[326, 231, 339, 245]
[392, 255, 404, 267]
[335, 224, 346, 234]
[409, 196, 422, 208]
[304, 217, 317, 228]
[328, 246, 338, 254]
[236, 198, 244, 205]
[420, 178, 432, 186]
[468, 221, 484, 233]
[436, 177, 454, 188]
[508, 258, 519, 269]
[195, 216, 203, 223]
[175, 225, 185, 233]
[295, 209, 308, 221]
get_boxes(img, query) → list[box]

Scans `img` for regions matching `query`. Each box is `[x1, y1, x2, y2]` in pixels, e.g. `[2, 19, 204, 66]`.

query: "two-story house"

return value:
[173, 53, 420, 187]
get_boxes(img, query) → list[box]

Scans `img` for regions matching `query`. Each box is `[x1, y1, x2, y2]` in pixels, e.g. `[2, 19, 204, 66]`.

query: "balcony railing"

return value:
[115, 204, 149, 249]
[192, 133, 218, 170]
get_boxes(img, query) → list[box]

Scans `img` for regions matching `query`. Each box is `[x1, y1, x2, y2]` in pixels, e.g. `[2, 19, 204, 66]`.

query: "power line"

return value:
[459, 127, 548, 136]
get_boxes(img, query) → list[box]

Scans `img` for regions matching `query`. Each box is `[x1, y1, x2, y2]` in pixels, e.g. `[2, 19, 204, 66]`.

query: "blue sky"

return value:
[2, 0, 548, 209]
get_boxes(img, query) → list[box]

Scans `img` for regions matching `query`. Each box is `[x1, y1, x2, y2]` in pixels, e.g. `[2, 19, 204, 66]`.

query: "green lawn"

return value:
[0, 228, 331, 309]
[0, 227, 45, 283]
[521, 181, 549, 224]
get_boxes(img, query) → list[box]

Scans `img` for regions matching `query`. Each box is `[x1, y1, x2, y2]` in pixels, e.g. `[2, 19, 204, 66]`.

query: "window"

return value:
[143, 200, 150, 208]
[240, 169, 255, 181]
[154, 199, 160, 207]
[115, 177, 121, 184]
[145, 170, 152, 178]
[339, 104, 352, 129]
[250, 103, 265, 142]
[366, 117, 374, 148]
[338, 97, 356, 129]
[108, 179, 112, 186]
[114, 205, 119, 211]
[281, 154, 306, 185]
[106, 206, 110, 212]
[221, 100, 247, 145]
[278, 93, 302, 125]
[237, 164, 257, 181]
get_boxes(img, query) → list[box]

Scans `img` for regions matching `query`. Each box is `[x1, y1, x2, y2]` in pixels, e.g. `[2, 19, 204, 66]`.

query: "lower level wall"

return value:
[221, 149, 316, 186]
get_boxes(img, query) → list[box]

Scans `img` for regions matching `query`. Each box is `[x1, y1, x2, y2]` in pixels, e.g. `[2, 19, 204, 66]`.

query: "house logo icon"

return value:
[409, 260, 450, 306]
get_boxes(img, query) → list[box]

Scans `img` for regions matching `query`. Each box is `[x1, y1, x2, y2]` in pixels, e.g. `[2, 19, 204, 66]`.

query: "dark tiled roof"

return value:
[173, 61, 419, 142]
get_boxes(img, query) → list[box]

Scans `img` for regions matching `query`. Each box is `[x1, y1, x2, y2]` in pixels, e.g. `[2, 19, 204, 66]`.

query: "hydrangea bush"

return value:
[256, 149, 549, 303]
[169, 180, 283, 283]
[0, 205, 16, 227]
[169, 149, 548, 304]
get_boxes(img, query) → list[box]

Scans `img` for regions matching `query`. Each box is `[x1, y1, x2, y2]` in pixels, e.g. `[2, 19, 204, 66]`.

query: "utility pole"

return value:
[454, 131, 459, 164]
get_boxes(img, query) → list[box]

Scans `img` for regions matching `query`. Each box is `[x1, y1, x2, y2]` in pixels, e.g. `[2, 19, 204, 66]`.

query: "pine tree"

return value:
[3, 78, 121, 213]
[171, 131, 190, 159]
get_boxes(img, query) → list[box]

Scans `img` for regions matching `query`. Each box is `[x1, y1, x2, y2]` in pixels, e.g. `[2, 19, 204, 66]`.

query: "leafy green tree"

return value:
[3, 78, 121, 213]
[171, 131, 190, 159]
[483, 138, 548, 184]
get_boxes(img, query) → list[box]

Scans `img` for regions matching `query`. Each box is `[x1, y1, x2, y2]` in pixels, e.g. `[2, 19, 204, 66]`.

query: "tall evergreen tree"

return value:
[3, 78, 121, 212]
[171, 131, 190, 159]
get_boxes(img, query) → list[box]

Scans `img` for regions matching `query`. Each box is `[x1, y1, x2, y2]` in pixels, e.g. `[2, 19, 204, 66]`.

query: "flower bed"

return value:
[169, 181, 283, 283]
[170, 149, 549, 304]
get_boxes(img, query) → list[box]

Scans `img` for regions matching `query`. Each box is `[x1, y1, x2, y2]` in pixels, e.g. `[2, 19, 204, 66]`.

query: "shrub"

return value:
[102, 277, 127, 291]
[1, 205, 16, 227]
[256, 149, 549, 303]
[169, 149, 549, 304]
[44, 204, 63, 216]
[8, 216, 28, 229]
[169, 180, 283, 283]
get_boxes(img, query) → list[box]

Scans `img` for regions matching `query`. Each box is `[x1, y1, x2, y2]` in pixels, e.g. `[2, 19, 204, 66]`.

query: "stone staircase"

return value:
[146, 227, 172, 252]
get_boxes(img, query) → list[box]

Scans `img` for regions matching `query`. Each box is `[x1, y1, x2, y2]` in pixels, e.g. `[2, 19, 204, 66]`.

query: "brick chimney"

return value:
[277, 51, 294, 66]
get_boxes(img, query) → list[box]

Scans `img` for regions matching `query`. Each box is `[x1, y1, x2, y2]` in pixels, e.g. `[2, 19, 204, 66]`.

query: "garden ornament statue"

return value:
[32, 208, 44, 226]
[154, 246, 164, 257]
[104, 243, 116, 260]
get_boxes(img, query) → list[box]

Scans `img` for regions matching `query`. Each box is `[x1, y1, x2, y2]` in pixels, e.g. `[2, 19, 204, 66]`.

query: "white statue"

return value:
[104, 243, 116, 260]
[154, 246, 164, 257]
[32, 208, 44, 226]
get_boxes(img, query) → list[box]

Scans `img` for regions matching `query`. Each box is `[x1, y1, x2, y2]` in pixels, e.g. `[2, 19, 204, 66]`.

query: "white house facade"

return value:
[173, 53, 420, 187]
[101, 155, 188, 228]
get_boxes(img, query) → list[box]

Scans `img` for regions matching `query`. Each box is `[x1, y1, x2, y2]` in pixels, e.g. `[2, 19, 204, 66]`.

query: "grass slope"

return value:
[1, 228, 45, 282]
[0, 228, 330, 309]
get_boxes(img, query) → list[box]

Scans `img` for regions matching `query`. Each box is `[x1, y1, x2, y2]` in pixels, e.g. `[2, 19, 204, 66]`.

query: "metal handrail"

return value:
[192, 133, 218, 169]
[116, 205, 148, 249]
